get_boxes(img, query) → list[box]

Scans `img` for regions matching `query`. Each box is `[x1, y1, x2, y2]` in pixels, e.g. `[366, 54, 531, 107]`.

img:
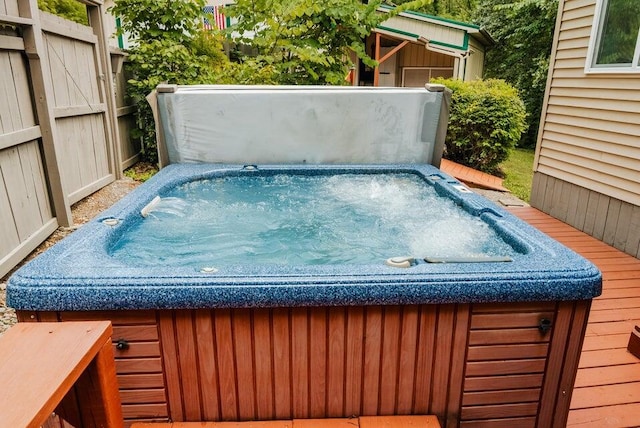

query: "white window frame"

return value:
[585, 0, 640, 74]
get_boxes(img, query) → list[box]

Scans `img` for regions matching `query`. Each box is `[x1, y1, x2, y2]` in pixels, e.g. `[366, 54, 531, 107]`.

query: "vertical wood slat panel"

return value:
[272, 308, 291, 419]
[157, 312, 183, 422]
[413, 306, 437, 414]
[380, 306, 401, 415]
[327, 307, 345, 417]
[154, 305, 459, 422]
[431, 305, 456, 417]
[195, 310, 220, 421]
[215, 309, 238, 421]
[291, 308, 309, 418]
[309, 309, 327, 418]
[253, 309, 274, 420]
[362, 306, 383, 415]
[447, 304, 471, 428]
[175, 311, 201, 421]
[344, 307, 364, 416]
[234, 309, 257, 420]
[396, 306, 419, 414]
[532, 172, 640, 259]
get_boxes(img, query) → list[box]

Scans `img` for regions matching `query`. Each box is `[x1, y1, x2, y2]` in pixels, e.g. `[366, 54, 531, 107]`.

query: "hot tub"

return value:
[8, 163, 601, 427]
[9, 85, 601, 427]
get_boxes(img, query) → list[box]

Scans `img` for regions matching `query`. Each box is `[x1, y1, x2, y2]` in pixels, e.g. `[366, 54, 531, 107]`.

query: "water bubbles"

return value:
[109, 173, 516, 267]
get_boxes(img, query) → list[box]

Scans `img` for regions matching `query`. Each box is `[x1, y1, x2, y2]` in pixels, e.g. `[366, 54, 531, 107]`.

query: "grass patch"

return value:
[501, 148, 535, 202]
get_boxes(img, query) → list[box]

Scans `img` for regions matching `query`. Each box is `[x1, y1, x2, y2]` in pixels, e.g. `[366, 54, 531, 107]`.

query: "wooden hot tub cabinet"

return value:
[18, 300, 590, 428]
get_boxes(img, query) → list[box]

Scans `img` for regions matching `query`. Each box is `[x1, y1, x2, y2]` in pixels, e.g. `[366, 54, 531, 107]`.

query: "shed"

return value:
[352, 5, 494, 87]
[531, 0, 640, 258]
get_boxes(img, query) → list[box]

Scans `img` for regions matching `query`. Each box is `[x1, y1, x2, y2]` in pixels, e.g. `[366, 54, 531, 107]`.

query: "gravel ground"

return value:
[0, 175, 526, 336]
[0, 177, 140, 336]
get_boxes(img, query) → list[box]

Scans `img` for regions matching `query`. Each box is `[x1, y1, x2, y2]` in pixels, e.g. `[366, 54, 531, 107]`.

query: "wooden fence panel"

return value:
[41, 11, 114, 204]
[0, 33, 57, 277]
[113, 60, 140, 170]
[0, 0, 126, 278]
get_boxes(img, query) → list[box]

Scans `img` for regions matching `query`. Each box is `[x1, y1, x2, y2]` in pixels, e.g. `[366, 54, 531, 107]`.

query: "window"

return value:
[587, 0, 640, 72]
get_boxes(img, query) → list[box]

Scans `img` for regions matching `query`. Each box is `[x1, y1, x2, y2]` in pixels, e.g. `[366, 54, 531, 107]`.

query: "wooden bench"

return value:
[0, 321, 123, 428]
[131, 415, 441, 428]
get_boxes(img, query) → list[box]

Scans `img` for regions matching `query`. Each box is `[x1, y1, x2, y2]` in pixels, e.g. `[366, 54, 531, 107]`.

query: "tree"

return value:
[475, 0, 558, 148]
[37, 0, 87, 24]
[393, 0, 479, 22]
[225, 0, 432, 85]
[111, 0, 236, 162]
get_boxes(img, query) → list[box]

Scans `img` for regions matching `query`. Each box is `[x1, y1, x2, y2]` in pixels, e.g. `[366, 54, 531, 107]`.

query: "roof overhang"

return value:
[376, 5, 495, 51]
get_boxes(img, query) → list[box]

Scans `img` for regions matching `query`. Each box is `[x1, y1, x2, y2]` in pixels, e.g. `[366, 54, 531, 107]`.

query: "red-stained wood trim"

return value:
[214, 309, 239, 421]
[195, 310, 220, 421]
[309, 309, 327, 418]
[380, 306, 401, 415]
[234, 310, 257, 420]
[462, 388, 541, 406]
[157, 312, 183, 422]
[447, 304, 471, 428]
[117, 373, 166, 390]
[413, 306, 436, 414]
[430, 305, 455, 419]
[291, 308, 309, 418]
[362, 306, 382, 415]
[327, 307, 345, 417]
[470, 312, 555, 329]
[464, 374, 544, 393]
[344, 306, 364, 416]
[254, 309, 275, 420]
[272, 308, 292, 419]
[467, 344, 549, 361]
[396, 305, 420, 414]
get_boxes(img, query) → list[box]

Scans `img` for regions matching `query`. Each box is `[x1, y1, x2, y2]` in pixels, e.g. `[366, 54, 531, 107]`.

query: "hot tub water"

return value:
[109, 173, 516, 267]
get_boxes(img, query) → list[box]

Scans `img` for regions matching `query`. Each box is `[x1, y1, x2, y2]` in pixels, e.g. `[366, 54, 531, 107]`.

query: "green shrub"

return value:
[432, 78, 527, 175]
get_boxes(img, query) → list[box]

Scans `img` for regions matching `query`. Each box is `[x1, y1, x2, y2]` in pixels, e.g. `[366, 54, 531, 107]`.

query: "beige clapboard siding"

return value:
[536, 0, 640, 211]
[382, 14, 466, 48]
[541, 134, 640, 171]
[550, 86, 640, 101]
[555, 46, 588, 60]
[466, 38, 485, 81]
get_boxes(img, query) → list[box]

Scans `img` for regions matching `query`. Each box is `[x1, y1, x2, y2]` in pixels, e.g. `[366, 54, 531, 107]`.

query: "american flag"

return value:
[203, 5, 226, 30]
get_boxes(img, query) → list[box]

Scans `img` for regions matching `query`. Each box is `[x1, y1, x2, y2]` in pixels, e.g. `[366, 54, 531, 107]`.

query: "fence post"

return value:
[87, 1, 123, 179]
[17, 0, 73, 227]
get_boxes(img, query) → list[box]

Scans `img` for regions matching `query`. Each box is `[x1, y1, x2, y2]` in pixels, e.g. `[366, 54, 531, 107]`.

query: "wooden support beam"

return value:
[373, 32, 381, 87]
[378, 40, 408, 65]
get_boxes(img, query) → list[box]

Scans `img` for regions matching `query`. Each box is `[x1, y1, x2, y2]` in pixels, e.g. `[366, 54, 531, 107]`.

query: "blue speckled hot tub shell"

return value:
[7, 164, 602, 311]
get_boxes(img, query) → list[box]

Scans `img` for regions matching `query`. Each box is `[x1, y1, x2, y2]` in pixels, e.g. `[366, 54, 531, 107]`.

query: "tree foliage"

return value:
[226, 0, 432, 85]
[475, 0, 558, 148]
[111, 0, 432, 162]
[394, 0, 479, 22]
[37, 0, 87, 24]
[111, 0, 235, 162]
[432, 78, 527, 174]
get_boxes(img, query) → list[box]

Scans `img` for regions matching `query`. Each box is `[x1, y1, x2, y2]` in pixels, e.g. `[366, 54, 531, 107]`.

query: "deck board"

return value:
[508, 207, 640, 428]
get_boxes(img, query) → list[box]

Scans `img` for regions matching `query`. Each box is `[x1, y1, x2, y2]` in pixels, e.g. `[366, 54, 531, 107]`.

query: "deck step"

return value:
[131, 415, 441, 428]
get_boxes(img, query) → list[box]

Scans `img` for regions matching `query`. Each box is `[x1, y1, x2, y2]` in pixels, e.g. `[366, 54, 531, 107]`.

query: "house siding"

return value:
[531, 0, 640, 258]
[464, 38, 484, 81]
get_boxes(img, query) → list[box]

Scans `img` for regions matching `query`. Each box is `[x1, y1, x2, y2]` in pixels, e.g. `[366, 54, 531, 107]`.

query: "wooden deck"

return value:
[508, 206, 640, 427]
